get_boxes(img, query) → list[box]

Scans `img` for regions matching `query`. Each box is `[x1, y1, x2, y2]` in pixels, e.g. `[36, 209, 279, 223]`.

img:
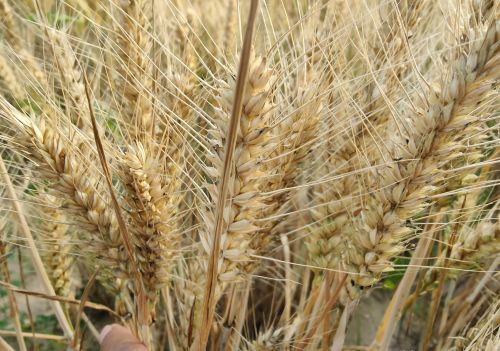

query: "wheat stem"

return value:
[0, 240, 27, 351]
[0, 336, 15, 351]
[0, 155, 74, 339]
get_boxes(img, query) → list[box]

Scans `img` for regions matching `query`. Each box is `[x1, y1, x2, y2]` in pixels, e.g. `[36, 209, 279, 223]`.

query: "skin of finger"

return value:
[100, 324, 147, 351]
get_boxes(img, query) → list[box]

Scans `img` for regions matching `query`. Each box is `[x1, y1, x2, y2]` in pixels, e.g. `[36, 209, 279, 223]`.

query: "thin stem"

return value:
[372, 209, 444, 350]
[83, 72, 149, 345]
[0, 330, 66, 341]
[0, 241, 27, 351]
[0, 336, 15, 351]
[0, 155, 74, 339]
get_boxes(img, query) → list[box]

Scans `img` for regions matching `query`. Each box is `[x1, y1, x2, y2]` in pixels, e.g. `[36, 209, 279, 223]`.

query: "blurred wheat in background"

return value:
[0, 0, 498, 350]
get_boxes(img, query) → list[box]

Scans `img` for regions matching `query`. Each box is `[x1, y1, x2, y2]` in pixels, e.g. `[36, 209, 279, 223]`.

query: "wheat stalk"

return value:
[0, 236, 27, 351]
[0, 150, 74, 339]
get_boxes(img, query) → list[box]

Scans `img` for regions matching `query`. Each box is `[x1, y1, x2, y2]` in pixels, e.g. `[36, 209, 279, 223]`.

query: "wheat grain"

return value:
[450, 218, 500, 270]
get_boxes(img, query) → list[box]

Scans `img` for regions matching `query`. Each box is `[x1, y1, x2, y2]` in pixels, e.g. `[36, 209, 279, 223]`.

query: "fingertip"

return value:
[99, 324, 114, 344]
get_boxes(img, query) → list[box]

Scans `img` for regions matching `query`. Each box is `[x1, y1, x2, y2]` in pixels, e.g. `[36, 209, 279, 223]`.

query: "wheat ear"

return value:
[0, 0, 21, 50]
[120, 142, 180, 321]
[0, 101, 129, 285]
[0, 53, 24, 100]
[197, 1, 259, 348]
[201, 49, 274, 283]
[0, 0, 48, 87]
[452, 296, 500, 351]
[174, 256, 205, 349]
[111, 0, 153, 141]
[223, 0, 238, 57]
[348, 19, 500, 286]
[38, 194, 74, 298]
[47, 29, 89, 130]
[262, 29, 324, 237]
[450, 217, 500, 270]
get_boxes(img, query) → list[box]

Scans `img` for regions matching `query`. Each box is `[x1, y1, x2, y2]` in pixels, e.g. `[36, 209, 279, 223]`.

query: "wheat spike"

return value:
[347, 19, 500, 286]
[120, 142, 180, 321]
[0, 0, 48, 87]
[0, 101, 129, 286]
[38, 193, 74, 298]
[47, 29, 89, 130]
[111, 0, 153, 141]
[201, 50, 274, 284]
[0, 53, 24, 100]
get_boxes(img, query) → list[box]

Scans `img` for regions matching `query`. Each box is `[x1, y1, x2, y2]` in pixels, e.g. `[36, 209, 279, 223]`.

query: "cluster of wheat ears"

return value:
[0, 0, 498, 350]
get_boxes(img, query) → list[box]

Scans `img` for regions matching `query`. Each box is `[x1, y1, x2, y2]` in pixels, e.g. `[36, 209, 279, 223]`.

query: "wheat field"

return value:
[0, 0, 498, 350]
